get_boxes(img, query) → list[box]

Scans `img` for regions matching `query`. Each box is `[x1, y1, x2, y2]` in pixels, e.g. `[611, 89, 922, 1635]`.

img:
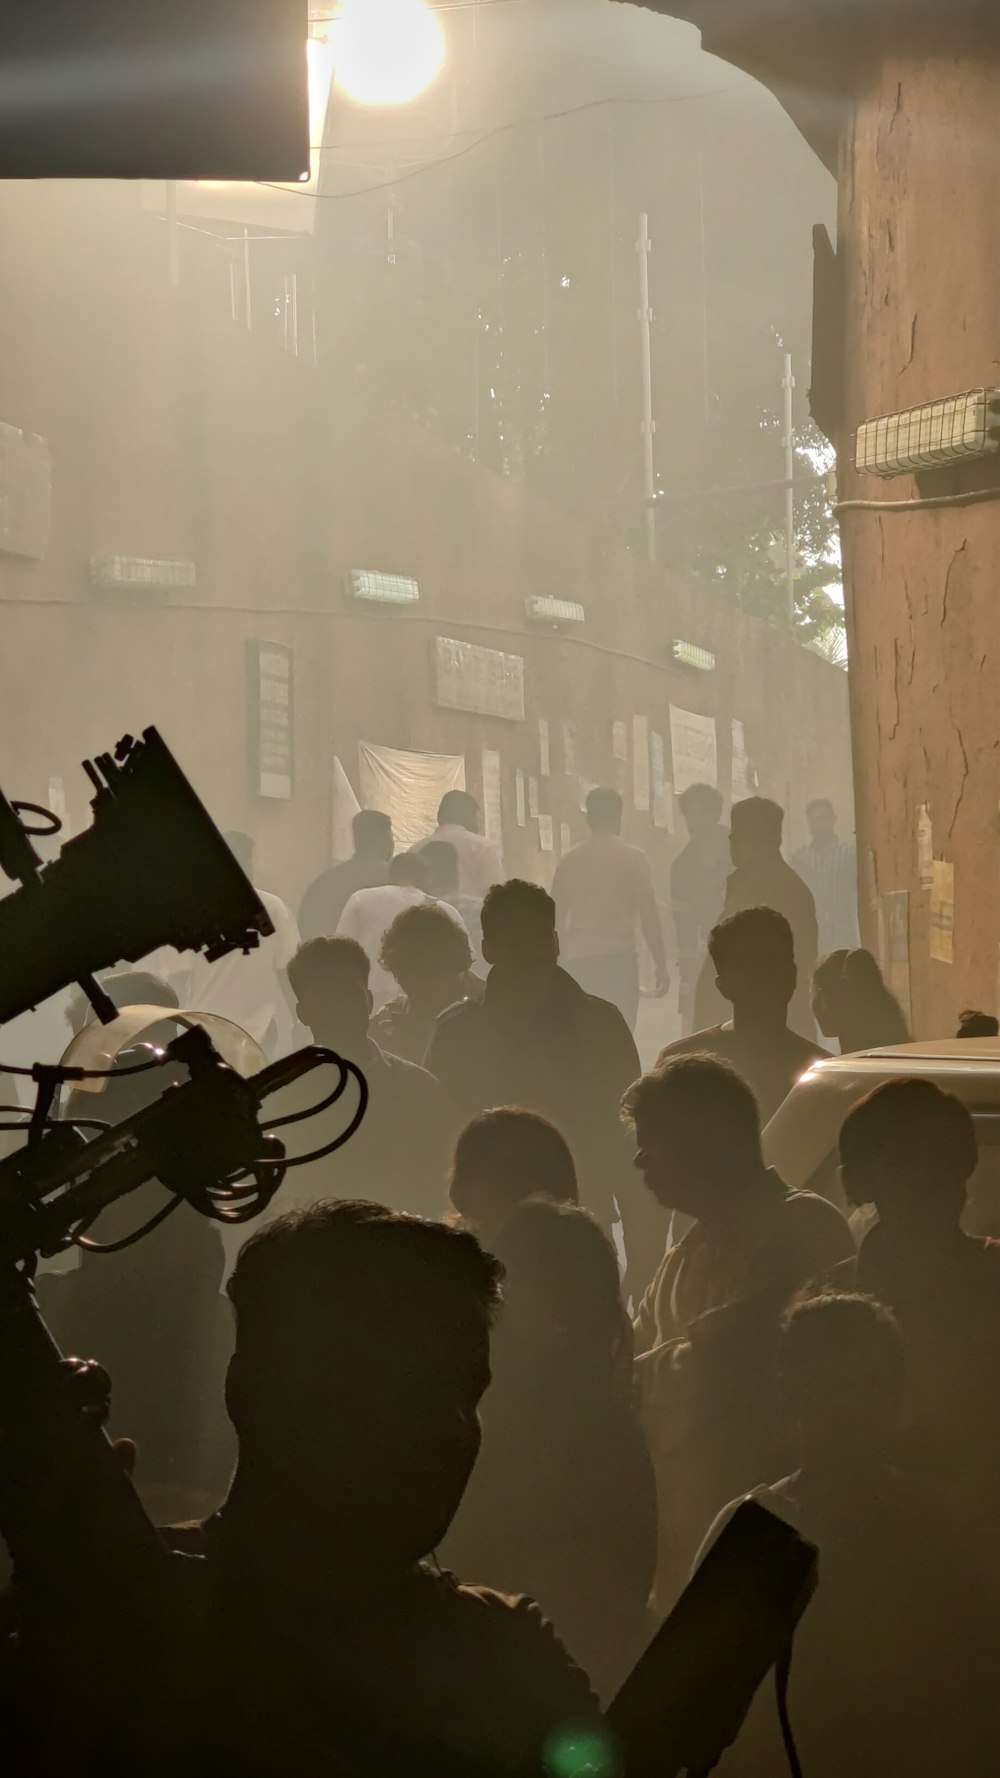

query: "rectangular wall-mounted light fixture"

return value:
[348, 570, 420, 606]
[524, 596, 586, 627]
[855, 387, 1000, 478]
[89, 556, 196, 591]
[672, 639, 715, 673]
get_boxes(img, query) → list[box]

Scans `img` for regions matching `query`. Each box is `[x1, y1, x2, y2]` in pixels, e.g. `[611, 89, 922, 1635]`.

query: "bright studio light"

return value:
[333, 0, 446, 107]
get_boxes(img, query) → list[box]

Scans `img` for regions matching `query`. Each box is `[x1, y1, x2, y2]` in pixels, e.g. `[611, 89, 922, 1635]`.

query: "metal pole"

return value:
[243, 228, 253, 332]
[165, 180, 180, 289]
[637, 212, 656, 564]
[783, 350, 796, 623]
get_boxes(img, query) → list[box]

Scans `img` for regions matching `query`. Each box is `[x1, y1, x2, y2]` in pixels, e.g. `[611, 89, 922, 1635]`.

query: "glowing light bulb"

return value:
[333, 0, 446, 107]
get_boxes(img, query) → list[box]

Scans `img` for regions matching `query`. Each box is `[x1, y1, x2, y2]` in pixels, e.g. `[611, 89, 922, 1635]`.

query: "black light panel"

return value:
[0, 0, 309, 180]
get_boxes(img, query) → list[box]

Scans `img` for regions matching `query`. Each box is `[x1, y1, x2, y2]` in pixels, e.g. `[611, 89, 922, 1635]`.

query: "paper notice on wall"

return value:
[651, 733, 670, 831]
[669, 705, 717, 795]
[515, 768, 527, 828]
[331, 755, 361, 862]
[917, 804, 934, 890]
[481, 749, 503, 851]
[560, 821, 573, 854]
[632, 715, 650, 812]
[612, 720, 629, 763]
[883, 889, 912, 1024]
[538, 719, 550, 778]
[563, 724, 576, 778]
[358, 740, 464, 851]
[528, 776, 540, 819]
[538, 814, 554, 852]
[731, 720, 750, 805]
[930, 860, 955, 964]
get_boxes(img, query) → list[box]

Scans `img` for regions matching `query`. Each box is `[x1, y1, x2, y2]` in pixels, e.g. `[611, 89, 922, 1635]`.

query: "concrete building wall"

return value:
[835, 32, 1000, 1032]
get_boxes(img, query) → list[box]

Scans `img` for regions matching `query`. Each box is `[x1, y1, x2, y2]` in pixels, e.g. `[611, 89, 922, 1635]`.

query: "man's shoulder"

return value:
[429, 1572, 599, 1714]
[378, 1045, 445, 1096]
[656, 1027, 729, 1067]
[777, 1181, 853, 1256]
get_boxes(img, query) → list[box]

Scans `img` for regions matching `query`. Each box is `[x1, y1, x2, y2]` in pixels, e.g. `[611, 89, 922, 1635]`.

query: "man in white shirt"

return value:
[338, 852, 465, 1009]
[417, 791, 503, 900]
[552, 788, 668, 1031]
[146, 831, 299, 1057]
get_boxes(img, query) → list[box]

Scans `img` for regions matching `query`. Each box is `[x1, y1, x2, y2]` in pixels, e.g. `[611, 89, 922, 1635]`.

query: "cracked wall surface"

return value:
[837, 47, 1000, 1032]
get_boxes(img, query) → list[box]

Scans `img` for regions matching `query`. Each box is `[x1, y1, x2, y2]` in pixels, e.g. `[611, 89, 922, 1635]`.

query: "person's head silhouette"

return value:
[812, 948, 907, 1051]
[729, 797, 784, 869]
[957, 1008, 999, 1040]
[352, 809, 394, 863]
[224, 1202, 503, 1567]
[389, 851, 432, 893]
[585, 787, 623, 837]
[420, 840, 461, 900]
[224, 829, 256, 881]
[449, 1106, 578, 1243]
[480, 879, 559, 980]
[287, 936, 372, 1052]
[708, 906, 796, 1025]
[623, 1053, 763, 1220]
[678, 782, 724, 841]
[437, 790, 481, 834]
[839, 1077, 978, 1231]
[805, 799, 838, 845]
[780, 1290, 905, 1472]
[380, 902, 472, 1012]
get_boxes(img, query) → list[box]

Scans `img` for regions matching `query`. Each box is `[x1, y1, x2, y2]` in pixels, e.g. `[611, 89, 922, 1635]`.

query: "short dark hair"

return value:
[380, 902, 472, 983]
[586, 787, 622, 828]
[839, 1077, 978, 1190]
[806, 798, 835, 820]
[438, 790, 479, 830]
[420, 839, 460, 891]
[780, 1289, 905, 1419]
[730, 796, 784, 847]
[622, 1053, 762, 1160]
[228, 1200, 503, 1403]
[224, 830, 254, 876]
[958, 1009, 999, 1039]
[287, 935, 370, 1003]
[708, 906, 794, 974]
[353, 809, 392, 853]
[481, 878, 556, 947]
[451, 1107, 579, 1207]
[389, 851, 431, 892]
[678, 782, 724, 820]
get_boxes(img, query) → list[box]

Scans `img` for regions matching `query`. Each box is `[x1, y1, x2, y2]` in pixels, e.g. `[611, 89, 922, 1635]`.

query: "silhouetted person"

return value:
[372, 902, 479, 1065]
[694, 798, 818, 1040]
[427, 881, 647, 1267]
[552, 787, 668, 1031]
[811, 948, 908, 1054]
[421, 838, 485, 973]
[625, 1056, 852, 1606]
[298, 810, 394, 941]
[165, 1203, 603, 1776]
[276, 936, 451, 1218]
[148, 830, 299, 1057]
[443, 1200, 656, 1703]
[791, 798, 860, 953]
[699, 1293, 1000, 1778]
[417, 789, 504, 898]
[41, 1053, 233, 1527]
[670, 783, 730, 1034]
[844, 1079, 1000, 1516]
[958, 1007, 999, 1038]
[449, 1107, 579, 1246]
[657, 909, 827, 1125]
[339, 851, 464, 1009]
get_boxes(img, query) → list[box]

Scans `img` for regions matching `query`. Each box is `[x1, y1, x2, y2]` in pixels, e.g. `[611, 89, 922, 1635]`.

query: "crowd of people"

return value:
[5, 782, 1000, 1777]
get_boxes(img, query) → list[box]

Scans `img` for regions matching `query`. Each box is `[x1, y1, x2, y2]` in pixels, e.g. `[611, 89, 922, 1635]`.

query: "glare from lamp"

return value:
[333, 0, 446, 107]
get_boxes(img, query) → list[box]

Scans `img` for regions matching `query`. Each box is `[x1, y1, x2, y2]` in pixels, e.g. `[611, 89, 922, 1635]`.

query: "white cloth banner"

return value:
[358, 741, 465, 851]
[330, 755, 361, 863]
[669, 706, 718, 796]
